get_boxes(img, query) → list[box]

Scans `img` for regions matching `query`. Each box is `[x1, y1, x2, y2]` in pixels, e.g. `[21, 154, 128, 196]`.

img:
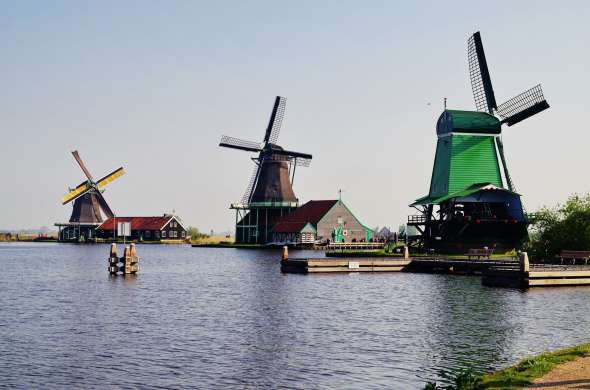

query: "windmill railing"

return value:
[249, 201, 299, 208]
[408, 215, 427, 224]
[231, 201, 299, 209]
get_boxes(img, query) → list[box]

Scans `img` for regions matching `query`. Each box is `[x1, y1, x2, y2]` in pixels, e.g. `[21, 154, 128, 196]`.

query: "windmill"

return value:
[56, 150, 125, 241]
[219, 96, 312, 244]
[408, 31, 549, 253]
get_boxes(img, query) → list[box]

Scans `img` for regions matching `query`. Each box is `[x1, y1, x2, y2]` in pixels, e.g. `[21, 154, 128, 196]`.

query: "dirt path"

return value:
[526, 355, 590, 389]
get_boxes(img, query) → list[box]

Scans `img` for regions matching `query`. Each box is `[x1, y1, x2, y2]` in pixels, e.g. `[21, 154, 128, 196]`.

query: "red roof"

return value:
[97, 216, 177, 231]
[272, 200, 338, 233]
[273, 221, 310, 233]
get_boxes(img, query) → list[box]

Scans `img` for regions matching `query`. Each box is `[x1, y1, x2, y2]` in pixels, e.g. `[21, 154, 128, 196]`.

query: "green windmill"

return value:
[409, 31, 550, 254]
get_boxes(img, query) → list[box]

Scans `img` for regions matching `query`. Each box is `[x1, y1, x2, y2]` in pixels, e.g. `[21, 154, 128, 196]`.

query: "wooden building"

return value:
[96, 215, 187, 242]
[271, 200, 373, 245]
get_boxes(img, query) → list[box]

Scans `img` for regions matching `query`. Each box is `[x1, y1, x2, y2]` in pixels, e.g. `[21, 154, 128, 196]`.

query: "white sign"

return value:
[117, 222, 131, 237]
[348, 261, 359, 269]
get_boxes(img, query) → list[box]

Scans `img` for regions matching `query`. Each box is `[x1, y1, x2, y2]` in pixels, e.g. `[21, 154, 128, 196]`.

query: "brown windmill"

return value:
[219, 96, 312, 244]
[55, 150, 124, 241]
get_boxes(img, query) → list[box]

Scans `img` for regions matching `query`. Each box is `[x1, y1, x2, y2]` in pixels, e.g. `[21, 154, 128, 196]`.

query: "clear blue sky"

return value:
[1, 1, 589, 232]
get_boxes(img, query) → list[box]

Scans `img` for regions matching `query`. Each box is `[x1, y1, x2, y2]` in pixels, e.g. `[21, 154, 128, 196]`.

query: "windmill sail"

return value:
[62, 182, 91, 204]
[468, 32, 497, 114]
[241, 164, 262, 205]
[97, 167, 125, 189]
[263, 96, 286, 145]
[71, 150, 94, 180]
[495, 137, 515, 192]
[497, 84, 549, 126]
[219, 135, 263, 152]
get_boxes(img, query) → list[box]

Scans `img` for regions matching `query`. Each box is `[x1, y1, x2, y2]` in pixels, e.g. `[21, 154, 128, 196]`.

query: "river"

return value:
[2, 242, 590, 389]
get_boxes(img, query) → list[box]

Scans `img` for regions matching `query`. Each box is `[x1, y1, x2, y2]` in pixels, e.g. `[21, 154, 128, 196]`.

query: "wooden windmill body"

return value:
[55, 151, 124, 242]
[219, 96, 313, 244]
[408, 32, 550, 253]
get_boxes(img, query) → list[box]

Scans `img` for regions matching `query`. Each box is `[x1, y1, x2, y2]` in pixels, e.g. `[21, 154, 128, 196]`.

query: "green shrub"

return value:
[528, 193, 590, 260]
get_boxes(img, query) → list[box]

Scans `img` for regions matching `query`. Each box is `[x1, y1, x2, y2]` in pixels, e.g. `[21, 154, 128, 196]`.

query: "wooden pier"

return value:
[282, 248, 590, 288]
[483, 253, 590, 288]
[282, 257, 411, 273]
[281, 246, 412, 273]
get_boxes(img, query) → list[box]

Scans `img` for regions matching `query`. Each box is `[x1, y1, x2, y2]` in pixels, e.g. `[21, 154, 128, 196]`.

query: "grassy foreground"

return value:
[426, 343, 590, 389]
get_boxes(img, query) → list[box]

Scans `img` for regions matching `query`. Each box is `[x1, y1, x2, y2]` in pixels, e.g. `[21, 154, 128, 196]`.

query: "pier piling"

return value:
[108, 243, 139, 275]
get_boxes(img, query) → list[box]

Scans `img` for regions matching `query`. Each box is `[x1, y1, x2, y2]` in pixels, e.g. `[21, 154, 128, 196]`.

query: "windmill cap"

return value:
[262, 143, 284, 152]
[437, 110, 501, 136]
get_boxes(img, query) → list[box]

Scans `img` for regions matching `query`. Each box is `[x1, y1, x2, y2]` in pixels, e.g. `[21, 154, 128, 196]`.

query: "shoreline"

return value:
[427, 342, 590, 389]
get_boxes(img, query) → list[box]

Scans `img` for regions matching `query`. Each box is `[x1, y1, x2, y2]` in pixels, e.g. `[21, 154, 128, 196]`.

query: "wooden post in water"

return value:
[520, 252, 530, 273]
[282, 246, 289, 261]
[404, 246, 410, 260]
[123, 244, 139, 274]
[108, 243, 119, 274]
[109, 243, 139, 275]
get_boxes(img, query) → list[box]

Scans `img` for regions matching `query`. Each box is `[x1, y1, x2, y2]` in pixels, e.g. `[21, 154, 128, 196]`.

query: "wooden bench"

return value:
[559, 250, 590, 265]
[466, 248, 493, 260]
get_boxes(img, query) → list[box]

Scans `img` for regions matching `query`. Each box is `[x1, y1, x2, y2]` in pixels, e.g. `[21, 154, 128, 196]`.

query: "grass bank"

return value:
[425, 343, 590, 389]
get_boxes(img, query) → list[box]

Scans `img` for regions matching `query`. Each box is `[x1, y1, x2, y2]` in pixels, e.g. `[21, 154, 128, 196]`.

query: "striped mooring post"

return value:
[108, 243, 140, 275]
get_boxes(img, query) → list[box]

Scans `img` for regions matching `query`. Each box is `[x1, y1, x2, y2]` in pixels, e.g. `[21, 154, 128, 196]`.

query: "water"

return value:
[2, 242, 590, 389]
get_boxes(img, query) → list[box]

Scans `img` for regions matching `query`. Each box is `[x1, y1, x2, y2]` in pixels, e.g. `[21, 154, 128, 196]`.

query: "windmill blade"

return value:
[96, 167, 125, 189]
[219, 135, 263, 153]
[497, 84, 549, 126]
[495, 137, 515, 192]
[96, 191, 114, 219]
[241, 163, 263, 205]
[61, 181, 92, 205]
[71, 150, 94, 181]
[468, 32, 497, 114]
[272, 148, 312, 160]
[263, 96, 286, 145]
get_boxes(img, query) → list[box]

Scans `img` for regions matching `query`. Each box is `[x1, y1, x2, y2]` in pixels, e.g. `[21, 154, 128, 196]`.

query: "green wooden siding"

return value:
[427, 134, 503, 200]
[429, 138, 452, 198]
[448, 135, 502, 193]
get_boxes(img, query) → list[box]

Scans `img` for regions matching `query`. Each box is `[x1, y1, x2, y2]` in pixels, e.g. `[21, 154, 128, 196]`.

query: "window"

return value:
[181, 231, 186, 238]
[162, 231, 167, 238]
[145, 230, 151, 238]
[337, 216, 343, 224]
[155, 231, 160, 238]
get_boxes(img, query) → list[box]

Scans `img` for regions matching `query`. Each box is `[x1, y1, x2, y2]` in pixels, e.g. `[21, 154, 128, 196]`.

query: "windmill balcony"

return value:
[408, 215, 427, 224]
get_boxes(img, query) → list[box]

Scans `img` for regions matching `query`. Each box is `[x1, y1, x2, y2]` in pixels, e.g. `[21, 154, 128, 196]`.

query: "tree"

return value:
[528, 193, 590, 260]
[187, 226, 208, 241]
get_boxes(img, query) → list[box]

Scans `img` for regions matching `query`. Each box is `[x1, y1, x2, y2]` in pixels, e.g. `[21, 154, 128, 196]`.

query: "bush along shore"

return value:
[424, 342, 590, 389]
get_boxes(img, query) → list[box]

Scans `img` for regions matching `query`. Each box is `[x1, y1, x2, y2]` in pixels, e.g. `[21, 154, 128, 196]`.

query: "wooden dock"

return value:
[281, 248, 590, 288]
[281, 257, 411, 273]
[483, 262, 590, 288]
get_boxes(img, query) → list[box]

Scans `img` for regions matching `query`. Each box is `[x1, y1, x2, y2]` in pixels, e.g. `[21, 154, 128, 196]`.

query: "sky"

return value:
[1, 1, 589, 232]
